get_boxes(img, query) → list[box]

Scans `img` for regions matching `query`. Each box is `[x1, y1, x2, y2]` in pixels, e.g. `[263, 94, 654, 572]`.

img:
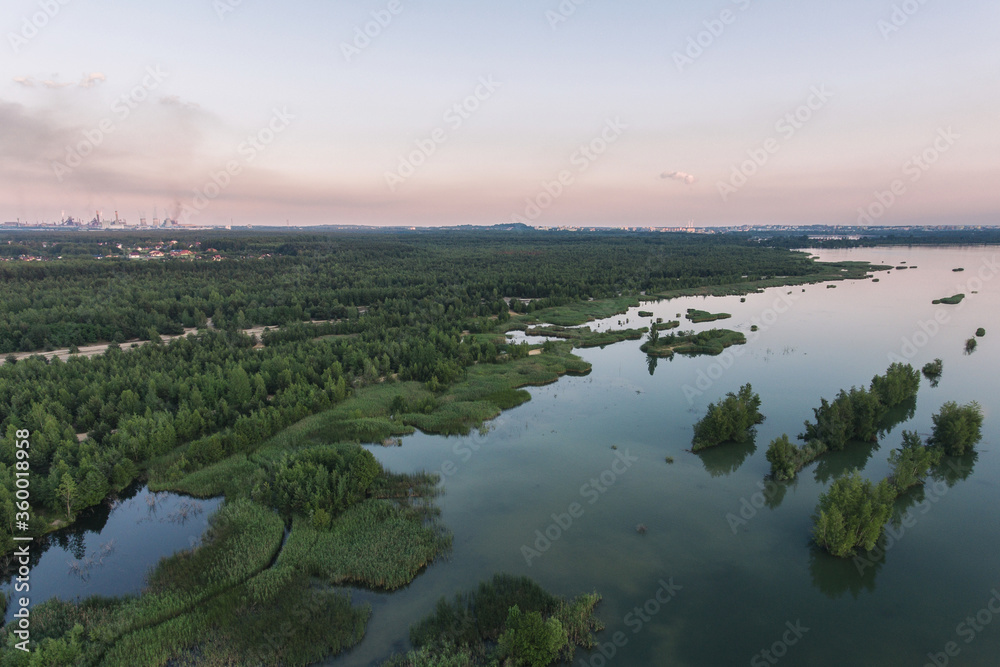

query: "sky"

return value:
[2, 0, 999, 228]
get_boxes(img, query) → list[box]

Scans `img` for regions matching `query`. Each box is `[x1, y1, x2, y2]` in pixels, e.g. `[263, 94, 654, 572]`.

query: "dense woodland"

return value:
[2, 231, 836, 353]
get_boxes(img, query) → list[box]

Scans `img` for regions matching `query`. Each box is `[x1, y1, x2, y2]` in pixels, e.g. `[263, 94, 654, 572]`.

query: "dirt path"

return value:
[1, 320, 340, 366]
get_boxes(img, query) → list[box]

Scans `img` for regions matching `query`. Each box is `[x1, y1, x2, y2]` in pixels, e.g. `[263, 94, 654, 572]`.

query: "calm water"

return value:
[332, 246, 1000, 666]
[2, 486, 222, 623]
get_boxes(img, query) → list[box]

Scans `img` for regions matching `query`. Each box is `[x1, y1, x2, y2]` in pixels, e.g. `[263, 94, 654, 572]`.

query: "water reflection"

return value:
[812, 439, 881, 485]
[809, 543, 881, 600]
[809, 452, 979, 601]
[932, 451, 978, 487]
[695, 437, 757, 477]
[1, 484, 220, 622]
[878, 398, 917, 438]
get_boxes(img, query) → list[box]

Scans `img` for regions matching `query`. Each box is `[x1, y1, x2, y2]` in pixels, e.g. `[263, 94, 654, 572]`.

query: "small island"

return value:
[932, 294, 965, 305]
[641, 328, 746, 358]
[976, 327, 986, 337]
[922, 358, 943, 384]
[652, 320, 681, 332]
[685, 308, 732, 323]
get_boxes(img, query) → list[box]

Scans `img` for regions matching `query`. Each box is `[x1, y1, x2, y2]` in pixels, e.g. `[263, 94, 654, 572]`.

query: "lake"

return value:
[333, 246, 1000, 666]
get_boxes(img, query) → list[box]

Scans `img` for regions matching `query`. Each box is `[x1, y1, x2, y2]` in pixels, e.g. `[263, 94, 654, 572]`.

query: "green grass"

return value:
[279, 501, 451, 591]
[685, 308, 731, 323]
[638, 310, 653, 317]
[652, 320, 681, 332]
[933, 294, 965, 305]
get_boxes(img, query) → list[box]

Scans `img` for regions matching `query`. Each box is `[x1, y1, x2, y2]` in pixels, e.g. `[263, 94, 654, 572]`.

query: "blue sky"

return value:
[2, 0, 998, 226]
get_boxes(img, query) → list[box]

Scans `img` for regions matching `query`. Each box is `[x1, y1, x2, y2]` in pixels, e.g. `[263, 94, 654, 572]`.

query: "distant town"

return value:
[1, 214, 997, 236]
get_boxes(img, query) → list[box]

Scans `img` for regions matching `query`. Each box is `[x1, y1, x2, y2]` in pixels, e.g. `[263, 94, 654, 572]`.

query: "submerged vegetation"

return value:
[812, 427, 952, 558]
[928, 401, 984, 456]
[812, 471, 896, 558]
[691, 384, 764, 451]
[384, 574, 603, 666]
[767, 363, 920, 481]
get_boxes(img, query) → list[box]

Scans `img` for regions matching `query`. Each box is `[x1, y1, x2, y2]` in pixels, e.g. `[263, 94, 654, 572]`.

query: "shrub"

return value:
[812, 471, 895, 558]
[691, 384, 764, 451]
[497, 606, 568, 667]
[928, 401, 984, 456]
[887, 431, 941, 493]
